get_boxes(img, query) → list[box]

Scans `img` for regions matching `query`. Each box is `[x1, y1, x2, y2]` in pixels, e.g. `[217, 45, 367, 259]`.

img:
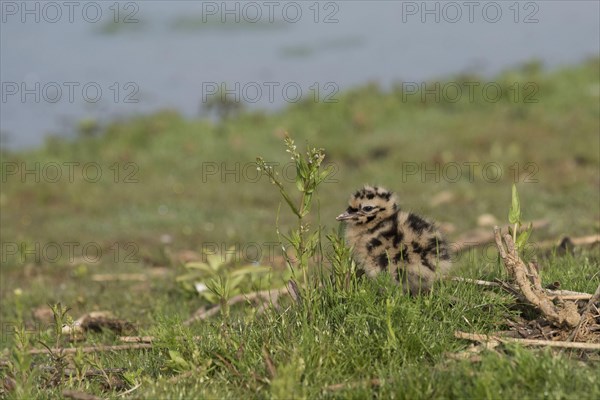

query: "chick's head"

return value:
[336, 185, 398, 225]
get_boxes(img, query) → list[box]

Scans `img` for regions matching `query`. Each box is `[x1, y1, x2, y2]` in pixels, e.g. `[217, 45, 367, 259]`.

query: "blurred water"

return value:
[1, 1, 598, 149]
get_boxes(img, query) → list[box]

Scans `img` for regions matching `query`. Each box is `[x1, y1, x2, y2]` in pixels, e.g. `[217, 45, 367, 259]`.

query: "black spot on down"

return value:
[366, 237, 382, 253]
[407, 213, 431, 235]
[375, 253, 389, 270]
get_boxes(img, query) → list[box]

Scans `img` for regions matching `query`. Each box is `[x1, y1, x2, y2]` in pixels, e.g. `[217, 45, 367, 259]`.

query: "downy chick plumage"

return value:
[336, 185, 452, 294]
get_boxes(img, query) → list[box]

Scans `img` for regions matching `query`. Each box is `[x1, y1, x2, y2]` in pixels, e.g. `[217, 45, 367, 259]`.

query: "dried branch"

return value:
[449, 277, 593, 300]
[118, 336, 204, 344]
[571, 235, 600, 246]
[119, 336, 155, 343]
[28, 343, 152, 355]
[568, 283, 600, 342]
[536, 234, 600, 249]
[547, 289, 594, 299]
[493, 227, 580, 328]
[450, 277, 500, 287]
[455, 331, 600, 350]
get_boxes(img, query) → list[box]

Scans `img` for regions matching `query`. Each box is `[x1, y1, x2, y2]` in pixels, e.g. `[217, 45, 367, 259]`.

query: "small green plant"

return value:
[176, 247, 270, 318]
[507, 183, 533, 255]
[5, 325, 37, 399]
[326, 228, 358, 292]
[70, 348, 91, 388]
[2, 303, 76, 397]
[257, 134, 332, 296]
[38, 303, 73, 387]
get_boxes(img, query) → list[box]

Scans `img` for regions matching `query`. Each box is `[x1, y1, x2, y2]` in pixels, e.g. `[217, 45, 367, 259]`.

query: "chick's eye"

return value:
[362, 206, 374, 212]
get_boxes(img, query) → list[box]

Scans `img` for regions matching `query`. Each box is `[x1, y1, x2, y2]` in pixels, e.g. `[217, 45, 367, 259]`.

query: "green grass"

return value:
[1, 58, 599, 399]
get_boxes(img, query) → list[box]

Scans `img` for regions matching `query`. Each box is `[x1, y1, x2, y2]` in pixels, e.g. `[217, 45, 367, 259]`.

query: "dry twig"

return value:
[568, 283, 600, 342]
[449, 277, 593, 300]
[119, 336, 155, 343]
[455, 331, 600, 350]
[536, 234, 600, 250]
[118, 336, 204, 344]
[450, 277, 501, 287]
[28, 343, 152, 356]
[493, 227, 580, 328]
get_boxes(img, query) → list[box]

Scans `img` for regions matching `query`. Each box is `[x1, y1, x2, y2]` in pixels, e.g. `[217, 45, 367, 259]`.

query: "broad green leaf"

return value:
[298, 159, 308, 179]
[296, 173, 304, 192]
[508, 184, 521, 224]
[516, 223, 533, 249]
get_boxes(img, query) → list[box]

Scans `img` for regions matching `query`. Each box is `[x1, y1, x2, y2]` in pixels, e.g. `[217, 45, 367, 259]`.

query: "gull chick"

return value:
[336, 185, 452, 295]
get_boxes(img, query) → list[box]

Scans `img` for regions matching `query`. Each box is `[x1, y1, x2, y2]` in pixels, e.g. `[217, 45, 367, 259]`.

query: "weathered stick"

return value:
[455, 331, 600, 350]
[568, 283, 600, 341]
[449, 277, 593, 300]
[450, 277, 500, 287]
[571, 235, 600, 246]
[547, 289, 594, 299]
[536, 234, 600, 249]
[28, 343, 152, 355]
[118, 336, 205, 344]
[119, 336, 155, 343]
[493, 227, 580, 328]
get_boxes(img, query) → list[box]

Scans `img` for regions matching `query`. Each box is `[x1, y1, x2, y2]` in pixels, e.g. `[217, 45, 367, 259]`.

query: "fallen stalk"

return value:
[455, 331, 600, 350]
[568, 283, 600, 341]
[118, 335, 204, 343]
[28, 343, 153, 355]
[494, 227, 581, 328]
[449, 277, 593, 300]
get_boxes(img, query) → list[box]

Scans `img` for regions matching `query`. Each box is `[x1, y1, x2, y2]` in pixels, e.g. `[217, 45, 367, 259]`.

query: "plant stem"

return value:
[513, 222, 518, 251]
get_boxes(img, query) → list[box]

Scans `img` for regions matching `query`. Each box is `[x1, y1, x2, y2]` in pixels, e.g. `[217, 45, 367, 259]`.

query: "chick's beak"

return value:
[336, 211, 353, 221]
